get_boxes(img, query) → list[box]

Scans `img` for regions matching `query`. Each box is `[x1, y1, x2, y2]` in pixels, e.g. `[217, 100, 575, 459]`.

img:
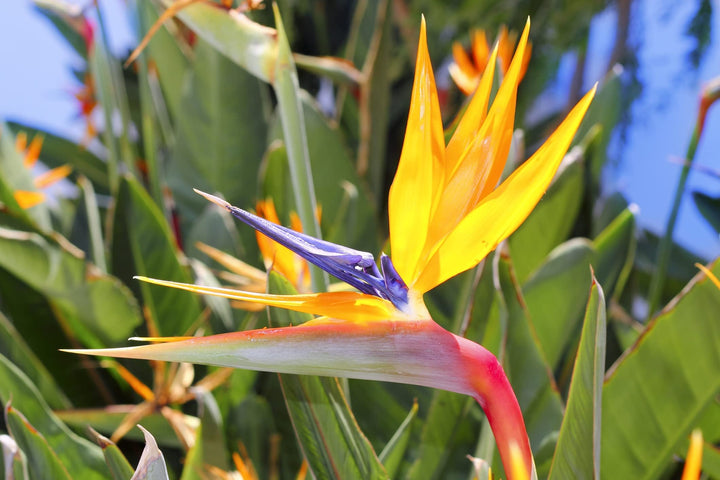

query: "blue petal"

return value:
[201, 192, 409, 309]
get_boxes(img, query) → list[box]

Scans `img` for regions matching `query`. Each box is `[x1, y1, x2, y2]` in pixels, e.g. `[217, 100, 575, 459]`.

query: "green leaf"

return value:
[495, 255, 564, 457]
[226, 394, 277, 480]
[548, 277, 606, 479]
[0, 354, 108, 480]
[345, 0, 393, 203]
[378, 401, 417, 478]
[509, 152, 584, 283]
[591, 207, 636, 300]
[4, 406, 73, 480]
[522, 239, 595, 369]
[404, 393, 474, 480]
[267, 272, 387, 480]
[90, 429, 135, 480]
[267, 92, 378, 251]
[112, 175, 202, 336]
[0, 311, 70, 410]
[132, 426, 170, 480]
[601, 260, 720, 479]
[167, 36, 268, 232]
[0, 228, 141, 347]
[157, 0, 277, 83]
[135, 0, 189, 120]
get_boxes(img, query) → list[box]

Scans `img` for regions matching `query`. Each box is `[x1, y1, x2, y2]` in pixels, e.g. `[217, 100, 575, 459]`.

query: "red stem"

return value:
[458, 336, 534, 479]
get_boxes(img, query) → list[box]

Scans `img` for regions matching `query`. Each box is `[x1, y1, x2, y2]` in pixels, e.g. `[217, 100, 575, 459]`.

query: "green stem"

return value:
[271, 4, 328, 292]
[647, 126, 701, 318]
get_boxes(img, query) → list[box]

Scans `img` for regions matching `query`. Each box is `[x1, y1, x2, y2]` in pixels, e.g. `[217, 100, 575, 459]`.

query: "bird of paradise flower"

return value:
[450, 26, 531, 96]
[67, 18, 595, 479]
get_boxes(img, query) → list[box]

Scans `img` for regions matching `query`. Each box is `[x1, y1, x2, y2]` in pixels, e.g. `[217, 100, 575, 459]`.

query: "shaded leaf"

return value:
[267, 92, 378, 251]
[522, 239, 595, 369]
[112, 175, 202, 336]
[0, 355, 108, 479]
[0, 228, 141, 347]
[378, 400, 417, 478]
[4, 406, 72, 480]
[0, 310, 70, 410]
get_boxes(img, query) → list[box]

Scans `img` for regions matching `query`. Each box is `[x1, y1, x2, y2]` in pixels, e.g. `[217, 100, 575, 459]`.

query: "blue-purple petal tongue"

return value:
[195, 189, 409, 309]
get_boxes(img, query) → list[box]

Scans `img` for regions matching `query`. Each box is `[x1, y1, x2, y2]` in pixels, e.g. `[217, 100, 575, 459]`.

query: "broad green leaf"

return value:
[167, 36, 268, 234]
[344, 0, 393, 203]
[132, 426, 170, 480]
[0, 354, 108, 479]
[548, 277, 606, 480]
[7, 122, 109, 190]
[157, 0, 277, 83]
[509, 152, 584, 283]
[495, 255, 564, 455]
[55, 407, 194, 449]
[4, 406, 72, 480]
[0, 266, 101, 403]
[699, 443, 720, 478]
[601, 260, 720, 479]
[0, 228, 141, 347]
[0, 311, 70, 410]
[522, 239, 595, 369]
[112, 175, 202, 336]
[135, 0, 189, 120]
[267, 92, 378, 251]
[90, 429, 135, 480]
[378, 401, 417, 478]
[267, 272, 387, 480]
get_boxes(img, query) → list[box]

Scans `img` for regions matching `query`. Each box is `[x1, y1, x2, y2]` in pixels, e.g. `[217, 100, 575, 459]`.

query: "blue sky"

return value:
[1, 0, 719, 258]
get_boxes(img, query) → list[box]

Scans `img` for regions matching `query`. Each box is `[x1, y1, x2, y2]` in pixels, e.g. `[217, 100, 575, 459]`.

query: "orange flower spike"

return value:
[13, 191, 45, 209]
[471, 29, 491, 72]
[23, 134, 44, 168]
[34, 165, 72, 189]
[255, 199, 306, 289]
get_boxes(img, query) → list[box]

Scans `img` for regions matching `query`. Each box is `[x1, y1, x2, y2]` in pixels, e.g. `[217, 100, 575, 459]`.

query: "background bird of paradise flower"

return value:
[0, 1, 718, 479]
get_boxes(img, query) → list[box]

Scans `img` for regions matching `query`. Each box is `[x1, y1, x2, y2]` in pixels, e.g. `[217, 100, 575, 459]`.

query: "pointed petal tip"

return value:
[193, 188, 230, 209]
